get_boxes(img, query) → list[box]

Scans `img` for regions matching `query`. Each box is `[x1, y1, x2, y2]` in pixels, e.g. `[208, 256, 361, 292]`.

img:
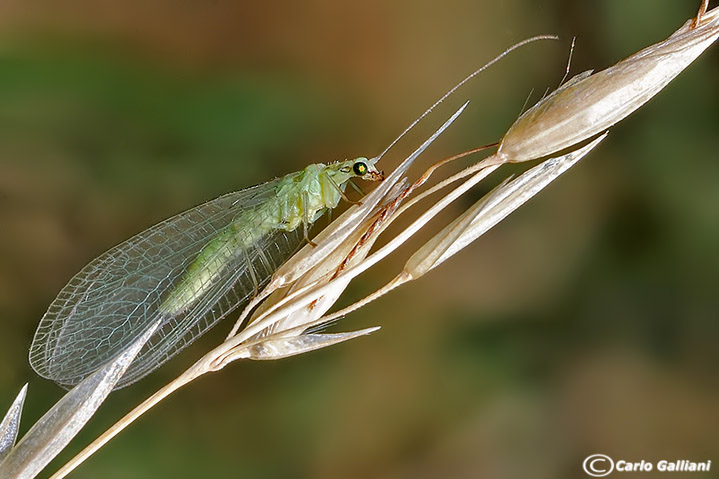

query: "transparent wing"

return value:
[29, 180, 305, 389]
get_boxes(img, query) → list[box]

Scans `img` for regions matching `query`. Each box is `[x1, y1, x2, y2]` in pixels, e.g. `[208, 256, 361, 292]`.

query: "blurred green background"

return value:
[1, 1, 717, 478]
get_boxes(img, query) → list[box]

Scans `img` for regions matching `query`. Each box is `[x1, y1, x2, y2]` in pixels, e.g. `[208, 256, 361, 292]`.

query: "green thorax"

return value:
[160, 158, 380, 314]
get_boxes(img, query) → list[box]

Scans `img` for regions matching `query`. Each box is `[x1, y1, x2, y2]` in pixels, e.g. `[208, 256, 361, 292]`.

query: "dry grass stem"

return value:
[3, 4, 717, 478]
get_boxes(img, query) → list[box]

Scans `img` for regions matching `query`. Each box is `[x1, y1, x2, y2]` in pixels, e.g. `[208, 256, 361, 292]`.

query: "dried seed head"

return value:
[497, 7, 719, 164]
[403, 134, 606, 278]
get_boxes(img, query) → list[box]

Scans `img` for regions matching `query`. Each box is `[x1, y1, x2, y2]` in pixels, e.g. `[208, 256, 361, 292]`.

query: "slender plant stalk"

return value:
[1, 5, 716, 478]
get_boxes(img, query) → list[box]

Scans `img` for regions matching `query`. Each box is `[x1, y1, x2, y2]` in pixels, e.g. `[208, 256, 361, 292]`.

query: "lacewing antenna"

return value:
[371, 34, 558, 164]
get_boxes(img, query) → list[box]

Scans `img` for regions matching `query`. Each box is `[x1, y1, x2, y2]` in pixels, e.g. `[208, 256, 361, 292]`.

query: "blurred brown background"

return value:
[1, 1, 717, 478]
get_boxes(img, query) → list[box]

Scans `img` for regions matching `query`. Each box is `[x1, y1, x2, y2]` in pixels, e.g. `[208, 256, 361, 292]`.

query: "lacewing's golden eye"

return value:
[352, 161, 368, 176]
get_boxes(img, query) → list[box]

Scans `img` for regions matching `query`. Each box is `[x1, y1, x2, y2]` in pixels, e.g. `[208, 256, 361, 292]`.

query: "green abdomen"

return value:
[159, 210, 275, 314]
[159, 168, 335, 315]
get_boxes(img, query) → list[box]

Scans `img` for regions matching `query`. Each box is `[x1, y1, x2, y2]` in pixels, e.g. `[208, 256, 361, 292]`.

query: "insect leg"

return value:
[347, 180, 365, 197]
[301, 191, 318, 247]
[327, 176, 361, 205]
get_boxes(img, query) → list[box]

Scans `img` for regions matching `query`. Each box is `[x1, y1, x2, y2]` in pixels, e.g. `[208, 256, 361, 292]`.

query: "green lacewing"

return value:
[29, 36, 546, 389]
[29, 158, 383, 389]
